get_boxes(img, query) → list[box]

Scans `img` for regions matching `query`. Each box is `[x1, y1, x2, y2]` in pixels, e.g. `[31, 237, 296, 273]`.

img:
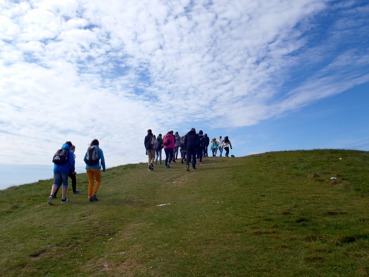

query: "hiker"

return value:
[223, 136, 233, 157]
[184, 128, 199, 171]
[53, 143, 79, 198]
[204, 133, 210, 157]
[163, 131, 175, 168]
[155, 133, 163, 165]
[48, 142, 75, 205]
[218, 136, 224, 157]
[69, 145, 79, 194]
[197, 130, 205, 163]
[211, 138, 218, 157]
[84, 139, 106, 202]
[180, 136, 186, 163]
[173, 131, 181, 161]
[144, 129, 156, 171]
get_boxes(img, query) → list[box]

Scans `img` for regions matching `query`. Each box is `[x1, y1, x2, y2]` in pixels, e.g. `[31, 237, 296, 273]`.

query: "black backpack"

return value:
[85, 146, 100, 166]
[199, 136, 205, 148]
[52, 148, 69, 165]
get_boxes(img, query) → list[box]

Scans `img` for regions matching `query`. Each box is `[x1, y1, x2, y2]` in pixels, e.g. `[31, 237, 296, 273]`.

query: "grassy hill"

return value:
[1, 149, 369, 276]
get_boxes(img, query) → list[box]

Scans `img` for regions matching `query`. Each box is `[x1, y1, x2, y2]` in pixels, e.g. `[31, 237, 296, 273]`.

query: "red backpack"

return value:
[164, 135, 171, 146]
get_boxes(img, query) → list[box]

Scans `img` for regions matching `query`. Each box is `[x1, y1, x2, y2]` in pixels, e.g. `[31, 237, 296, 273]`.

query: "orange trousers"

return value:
[86, 168, 101, 199]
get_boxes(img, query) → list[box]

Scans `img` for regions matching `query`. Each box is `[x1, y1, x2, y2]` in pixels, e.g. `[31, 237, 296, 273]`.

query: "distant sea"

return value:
[0, 164, 85, 190]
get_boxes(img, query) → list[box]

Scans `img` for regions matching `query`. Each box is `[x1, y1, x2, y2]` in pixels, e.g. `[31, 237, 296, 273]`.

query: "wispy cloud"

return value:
[1, 0, 368, 167]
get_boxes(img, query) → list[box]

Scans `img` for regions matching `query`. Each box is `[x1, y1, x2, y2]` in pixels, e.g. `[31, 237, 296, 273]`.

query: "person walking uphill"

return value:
[53, 143, 79, 198]
[211, 138, 218, 157]
[184, 128, 199, 172]
[155, 134, 163, 165]
[48, 142, 75, 205]
[223, 136, 233, 157]
[84, 139, 106, 202]
[144, 129, 156, 171]
[163, 131, 175, 168]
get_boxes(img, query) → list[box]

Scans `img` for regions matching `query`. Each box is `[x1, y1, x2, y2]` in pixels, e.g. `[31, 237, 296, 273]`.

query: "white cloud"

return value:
[1, 0, 369, 168]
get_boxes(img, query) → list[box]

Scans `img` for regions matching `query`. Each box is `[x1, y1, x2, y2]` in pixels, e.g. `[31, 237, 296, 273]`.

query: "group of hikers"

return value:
[144, 128, 233, 172]
[47, 129, 233, 205]
[48, 139, 106, 205]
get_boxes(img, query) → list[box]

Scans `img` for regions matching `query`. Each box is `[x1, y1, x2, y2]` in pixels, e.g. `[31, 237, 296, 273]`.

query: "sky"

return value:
[1, 0, 369, 188]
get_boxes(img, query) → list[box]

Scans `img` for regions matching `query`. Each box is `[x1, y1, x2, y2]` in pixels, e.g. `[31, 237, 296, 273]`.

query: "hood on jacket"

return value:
[61, 143, 71, 150]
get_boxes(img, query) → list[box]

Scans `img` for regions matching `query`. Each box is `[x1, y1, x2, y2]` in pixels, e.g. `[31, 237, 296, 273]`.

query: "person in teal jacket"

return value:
[48, 142, 75, 205]
[84, 139, 106, 202]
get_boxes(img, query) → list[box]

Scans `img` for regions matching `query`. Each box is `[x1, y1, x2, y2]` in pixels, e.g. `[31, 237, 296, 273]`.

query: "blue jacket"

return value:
[53, 143, 75, 174]
[84, 145, 106, 172]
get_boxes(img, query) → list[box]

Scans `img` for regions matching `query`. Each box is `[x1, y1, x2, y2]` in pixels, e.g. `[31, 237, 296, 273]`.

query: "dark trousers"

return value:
[164, 148, 174, 166]
[197, 148, 203, 162]
[224, 147, 230, 157]
[70, 172, 76, 192]
[186, 147, 197, 168]
[203, 145, 208, 157]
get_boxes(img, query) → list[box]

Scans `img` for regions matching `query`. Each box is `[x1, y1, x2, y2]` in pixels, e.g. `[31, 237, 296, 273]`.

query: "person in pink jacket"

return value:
[163, 131, 175, 168]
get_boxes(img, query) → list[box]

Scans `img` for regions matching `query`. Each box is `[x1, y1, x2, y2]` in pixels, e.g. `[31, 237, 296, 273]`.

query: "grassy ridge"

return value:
[1, 149, 369, 276]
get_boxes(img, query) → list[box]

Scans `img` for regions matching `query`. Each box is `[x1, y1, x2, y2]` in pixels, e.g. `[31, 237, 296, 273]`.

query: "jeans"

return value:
[53, 172, 68, 188]
[174, 146, 180, 160]
[155, 148, 162, 164]
[218, 146, 223, 156]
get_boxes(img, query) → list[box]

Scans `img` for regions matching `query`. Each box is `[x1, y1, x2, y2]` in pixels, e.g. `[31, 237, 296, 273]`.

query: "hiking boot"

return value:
[89, 197, 94, 203]
[48, 196, 53, 205]
[186, 164, 190, 172]
[92, 194, 98, 201]
[61, 198, 70, 203]
[73, 190, 80, 194]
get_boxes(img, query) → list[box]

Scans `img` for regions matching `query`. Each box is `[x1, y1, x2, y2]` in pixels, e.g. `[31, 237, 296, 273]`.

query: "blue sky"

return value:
[1, 0, 369, 188]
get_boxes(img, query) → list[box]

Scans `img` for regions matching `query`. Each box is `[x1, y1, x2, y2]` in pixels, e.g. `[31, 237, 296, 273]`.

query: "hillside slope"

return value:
[1, 149, 369, 276]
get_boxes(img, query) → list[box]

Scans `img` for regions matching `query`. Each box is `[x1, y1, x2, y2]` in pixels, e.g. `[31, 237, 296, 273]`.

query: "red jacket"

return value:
[163, 133, 175, 149]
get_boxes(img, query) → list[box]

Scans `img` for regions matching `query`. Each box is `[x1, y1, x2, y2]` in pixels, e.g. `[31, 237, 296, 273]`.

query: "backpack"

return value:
[150, 136, 157, 148]
[85, 146, 100, 166]
[155, 137, 163, 150]
[52, 148, 69, 165]
[199, 136, 205, 148]
[164, 135, 170, 146]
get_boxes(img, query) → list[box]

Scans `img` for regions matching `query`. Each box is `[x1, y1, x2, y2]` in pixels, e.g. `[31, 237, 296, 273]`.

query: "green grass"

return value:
[1, 149, 369, 276]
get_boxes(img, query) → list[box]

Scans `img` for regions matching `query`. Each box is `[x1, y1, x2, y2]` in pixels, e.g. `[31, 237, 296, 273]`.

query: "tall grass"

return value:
[1, 149, 369, 276]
